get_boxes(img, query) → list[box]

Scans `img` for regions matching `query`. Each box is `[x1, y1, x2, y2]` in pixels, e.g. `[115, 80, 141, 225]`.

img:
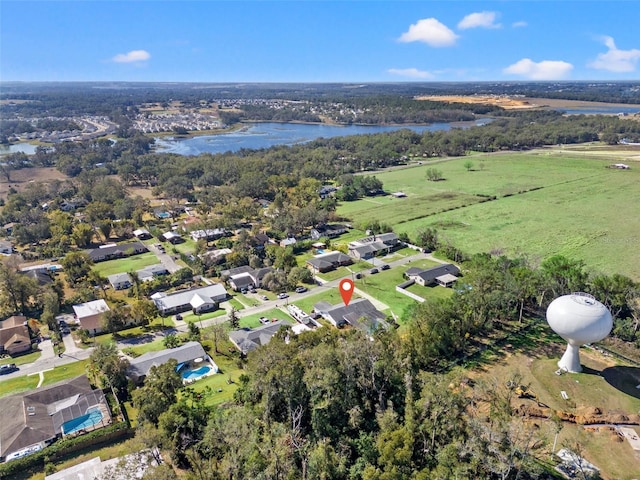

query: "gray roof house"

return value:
[127, 341, 214, 384]
[406, 264, 460, 287]
[313, 298, 388, 332]
[0, 376, 111, 462]
[107, 273, 132, 290]
[306, 251, 353, 273]
[229, 320, 288, 354]
[133, 228, 151, 240]
[87, 241, 147, 263]
[136, 264, 169, 282]
[348, 233, 400, 260]
[151, 284, 228, 316]
[227, 266, 275, 291]
[310, 224, 348, 240]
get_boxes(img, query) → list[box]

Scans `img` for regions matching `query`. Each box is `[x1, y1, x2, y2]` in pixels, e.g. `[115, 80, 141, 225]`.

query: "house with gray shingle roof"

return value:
[126, 341, 215, 384]
[405, 264, 460, 287]
[0, 376, 111, 462]
[313, 298, 388, 332]
[229, 320, 288, 354]
[151, 284, 227, 316]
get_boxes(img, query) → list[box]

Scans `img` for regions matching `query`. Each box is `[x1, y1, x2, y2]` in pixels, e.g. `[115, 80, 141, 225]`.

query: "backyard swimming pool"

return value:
[61, 407, 103, 435]
[181, 365, 212, 381]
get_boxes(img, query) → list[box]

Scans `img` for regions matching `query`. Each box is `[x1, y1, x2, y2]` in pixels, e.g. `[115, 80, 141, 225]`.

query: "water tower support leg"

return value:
[558, 343, 582, 373]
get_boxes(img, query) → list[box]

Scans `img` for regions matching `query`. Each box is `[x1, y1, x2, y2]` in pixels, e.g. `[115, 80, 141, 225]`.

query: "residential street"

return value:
[0, 250, 441, 384]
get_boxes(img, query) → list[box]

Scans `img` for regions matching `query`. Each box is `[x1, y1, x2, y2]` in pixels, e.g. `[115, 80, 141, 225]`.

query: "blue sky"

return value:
[1, 1, 639, 82]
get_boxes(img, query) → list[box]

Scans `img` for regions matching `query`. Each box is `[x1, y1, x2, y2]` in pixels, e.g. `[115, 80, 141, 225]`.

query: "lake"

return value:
[153, 120, 491, 156]
[0, 142, 38, 156]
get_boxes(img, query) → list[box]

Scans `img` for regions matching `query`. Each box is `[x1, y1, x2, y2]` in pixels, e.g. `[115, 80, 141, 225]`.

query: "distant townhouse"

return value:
[348, 232, 400, 260]
[87, 241, 147, 263]
[0, 240, 13, 255]
[280, 237, 297, 248]
[199, 248, 232, 265]
[151, 284, 228, 316]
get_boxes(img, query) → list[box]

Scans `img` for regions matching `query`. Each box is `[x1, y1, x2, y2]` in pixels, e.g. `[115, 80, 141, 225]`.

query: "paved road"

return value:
[1, 250, 440, 384]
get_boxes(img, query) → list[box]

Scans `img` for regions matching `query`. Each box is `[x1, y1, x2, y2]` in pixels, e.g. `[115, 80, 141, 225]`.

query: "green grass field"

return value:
[240, 308, 291, 329]
[338, 151, 640, 279]
[92, 252, 161, 277]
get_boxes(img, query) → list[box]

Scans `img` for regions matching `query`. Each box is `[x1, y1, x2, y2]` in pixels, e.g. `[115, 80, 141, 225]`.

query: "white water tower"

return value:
[546, 292, 613, 373]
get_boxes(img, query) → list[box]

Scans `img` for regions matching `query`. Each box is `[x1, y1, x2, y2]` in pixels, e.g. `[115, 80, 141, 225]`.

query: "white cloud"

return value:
[398, 18, 458, 47]
[512, 21, 527, 28]
[458, 11, 501, 30]
[503, 58, 573, 80]
[588, 36, 640, 72]
[387, 68, 434, 79]
[112, 50, 151, 63]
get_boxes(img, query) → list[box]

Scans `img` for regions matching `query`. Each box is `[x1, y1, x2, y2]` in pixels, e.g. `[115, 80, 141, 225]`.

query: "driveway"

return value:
[148, 243, 182, 273]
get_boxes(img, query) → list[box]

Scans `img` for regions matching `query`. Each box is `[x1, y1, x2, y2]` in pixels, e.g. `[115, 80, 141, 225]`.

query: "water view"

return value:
[0, 142, 38, 156]
[153, 120, 491, 156]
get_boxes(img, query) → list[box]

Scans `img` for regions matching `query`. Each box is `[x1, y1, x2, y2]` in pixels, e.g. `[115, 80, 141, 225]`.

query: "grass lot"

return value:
[292, 288, 358, 315]
[92, 252, 160, 277]
[240, 308, 292, 329]
[337, 151, 640, 279]
[180, 309, 226, 325]
[0, 349, 42, 366]
[0, 360, 89, 398]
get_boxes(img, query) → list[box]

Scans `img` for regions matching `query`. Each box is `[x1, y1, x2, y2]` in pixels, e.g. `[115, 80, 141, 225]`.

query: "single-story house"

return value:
[21, 268, 54, 286]
[229, 320, 289, 354]
[87, 241, 147, 263]
[162, 231, 183, 244]
[72, 299, 111, 335]
[107, 273, 132, 290]
[136, 264, 169, 282]
[310, 224, 348, 240]
[348, 232, 400, 260]
[151, 284, 228, 316]
[0, 315, 31, 355]
[280, 237, 297, 248]
[189, 228, 227, 242]
[220, 265, 253, 280]
[199, 248, 232, 265]
[133, 228, 151, 240]
[0, 376, 111, 462]
[405, 263, 461, 287]
[127, 341, 216, 384]
[306, 251, 353, 273]
[313, 298, 387, 332]
[228, 266, 275, 291]
[253, 233, 271, 249]
[319, 185, 337, 199]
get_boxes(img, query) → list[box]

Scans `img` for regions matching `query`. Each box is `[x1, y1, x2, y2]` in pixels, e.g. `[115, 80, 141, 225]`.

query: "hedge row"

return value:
[0, 422, 131, 478]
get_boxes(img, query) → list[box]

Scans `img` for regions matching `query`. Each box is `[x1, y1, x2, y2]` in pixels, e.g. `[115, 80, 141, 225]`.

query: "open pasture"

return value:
[338, 151, 640, 279]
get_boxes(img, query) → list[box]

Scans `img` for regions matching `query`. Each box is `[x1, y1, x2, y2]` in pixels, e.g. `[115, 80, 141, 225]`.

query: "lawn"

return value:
[337, 152, 640, 280]
[0, 373, 39, 398]
[291, 288, 357, 315]
[0, 349, 42, 366]
[92, 252, 160, 277]
[240, 308, 292, 329]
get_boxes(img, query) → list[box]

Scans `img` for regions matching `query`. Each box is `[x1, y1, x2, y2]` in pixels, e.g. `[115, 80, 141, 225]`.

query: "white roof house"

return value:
[73, 299, 110, 320]
[151, 284, 228, 316]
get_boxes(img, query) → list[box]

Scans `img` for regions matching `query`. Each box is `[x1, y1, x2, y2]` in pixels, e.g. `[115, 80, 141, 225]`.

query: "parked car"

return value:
[0, 364, 18, 375]
[380, 264, 390, 270]
[295, 286, 308, 294]
[259, 317, 269, 324]
[370, 268, 379, 274]
[61, 328, 71, 335]
[261, 295, 269, 301]
[355, 273, 363, 279]
[277, 293, 289, 299]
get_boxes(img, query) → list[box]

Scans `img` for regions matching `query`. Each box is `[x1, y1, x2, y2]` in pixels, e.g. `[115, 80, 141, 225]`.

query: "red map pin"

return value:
[339, 278, 355, 306]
